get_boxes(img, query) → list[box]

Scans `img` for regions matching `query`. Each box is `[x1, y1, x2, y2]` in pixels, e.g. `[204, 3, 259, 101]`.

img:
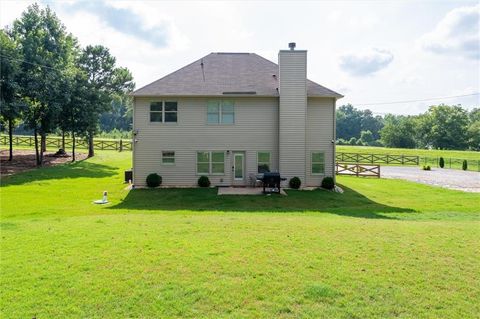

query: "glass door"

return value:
[234, 153, 244, 181]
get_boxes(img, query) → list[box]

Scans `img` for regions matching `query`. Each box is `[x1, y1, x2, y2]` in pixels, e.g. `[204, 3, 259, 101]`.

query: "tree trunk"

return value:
[34, 129, 41, 166]
[62, 130, 65, 150]
[40, 132, 45, 164]
[8, 118, 13, 161]
[41, 132, 46, 153]
[72, 131, 76, 162]
[88, 132, 94, 157]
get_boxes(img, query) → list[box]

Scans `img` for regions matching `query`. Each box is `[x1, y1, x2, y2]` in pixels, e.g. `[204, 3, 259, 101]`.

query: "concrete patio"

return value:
[218, 187, 287, 196]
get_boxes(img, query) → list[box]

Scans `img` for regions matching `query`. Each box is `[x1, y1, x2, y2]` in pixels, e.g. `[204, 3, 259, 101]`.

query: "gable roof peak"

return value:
[133, 52, 342, 98]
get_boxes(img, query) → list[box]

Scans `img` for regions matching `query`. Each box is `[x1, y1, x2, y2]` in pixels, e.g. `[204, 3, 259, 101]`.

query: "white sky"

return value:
[1, 0, 479, 115]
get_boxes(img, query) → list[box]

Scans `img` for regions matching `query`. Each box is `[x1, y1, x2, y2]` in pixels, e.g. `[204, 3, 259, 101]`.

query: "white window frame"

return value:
[207, 100, 235, 124]
[311, 151, 325, 175]
[149, 101, 178, 123]
[162, 151, 175, 165]
[257, 151, 271, 173]
[196, 151, 225, 175]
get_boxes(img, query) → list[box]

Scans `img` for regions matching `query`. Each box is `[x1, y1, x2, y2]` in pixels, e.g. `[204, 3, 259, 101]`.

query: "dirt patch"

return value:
[0, 149, 87, 177]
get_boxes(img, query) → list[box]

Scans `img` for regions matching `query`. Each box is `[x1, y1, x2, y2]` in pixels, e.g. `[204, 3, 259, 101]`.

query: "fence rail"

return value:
[0, 135, 132, 151]
[336, 152, 480, 171]
[337, 152, 419, 165]
[336, 163, 380, 177]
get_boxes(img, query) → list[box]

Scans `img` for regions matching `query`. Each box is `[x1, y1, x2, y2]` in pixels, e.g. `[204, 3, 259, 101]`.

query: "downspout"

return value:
[333, 97, 337, 184]
[132, 96, 136, 186]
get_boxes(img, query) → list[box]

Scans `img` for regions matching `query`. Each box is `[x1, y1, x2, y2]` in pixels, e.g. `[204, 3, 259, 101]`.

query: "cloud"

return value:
[43, 0, 168, 47]
[339, 48, 394, 76]
[421, 4, 479, 60]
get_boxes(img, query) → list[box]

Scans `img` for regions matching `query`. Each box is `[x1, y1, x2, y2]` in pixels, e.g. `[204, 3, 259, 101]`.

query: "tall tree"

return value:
[419, 105, 470, 150]
[360, 109, 384, 140]
[336, 104, 363, 140]
[467, 108, 480, 150]
[336, 104, 384, 141]
[0, 29, 23, 161]
[79, 45, 134, 157]
[11, 4, 76, 165]
[380, 115, 417, 148]
[61, 70, 92, 161]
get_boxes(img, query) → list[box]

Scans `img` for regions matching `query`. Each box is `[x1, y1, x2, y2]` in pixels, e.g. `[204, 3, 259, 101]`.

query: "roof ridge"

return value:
[132, 52, 343, 98]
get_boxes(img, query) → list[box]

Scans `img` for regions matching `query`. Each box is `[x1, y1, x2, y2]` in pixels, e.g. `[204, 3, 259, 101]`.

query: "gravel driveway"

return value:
[381, 166, 480, 193]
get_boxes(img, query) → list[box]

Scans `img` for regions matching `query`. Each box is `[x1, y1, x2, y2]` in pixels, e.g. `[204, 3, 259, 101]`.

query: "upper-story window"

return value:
[207, 100, 234, 124]
[150, 101, 177, 123]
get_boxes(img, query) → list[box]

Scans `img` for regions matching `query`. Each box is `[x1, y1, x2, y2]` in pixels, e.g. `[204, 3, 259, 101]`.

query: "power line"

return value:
[3, 53, 479, 109]
[354, 93, 479, 106]
[0, 54, 65, 72]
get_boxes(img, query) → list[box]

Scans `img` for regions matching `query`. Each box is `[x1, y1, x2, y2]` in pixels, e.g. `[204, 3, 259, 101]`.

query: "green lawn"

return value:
[1, 151, 479, 318]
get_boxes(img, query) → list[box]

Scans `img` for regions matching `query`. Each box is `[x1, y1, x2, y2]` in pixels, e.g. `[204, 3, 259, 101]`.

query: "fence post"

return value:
[119, 139, 123, 152]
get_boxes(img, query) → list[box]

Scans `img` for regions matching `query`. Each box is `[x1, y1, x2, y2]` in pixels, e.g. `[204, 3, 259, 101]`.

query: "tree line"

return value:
[0, 4, 134, 165]
[336, 104, 479, 151]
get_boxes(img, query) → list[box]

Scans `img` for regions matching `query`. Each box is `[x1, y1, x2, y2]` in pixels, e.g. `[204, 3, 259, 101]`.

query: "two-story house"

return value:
[131, 43, 343, 187]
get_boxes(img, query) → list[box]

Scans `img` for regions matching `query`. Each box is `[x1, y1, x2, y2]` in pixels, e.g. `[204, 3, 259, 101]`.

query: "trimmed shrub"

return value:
[422, 165, 431, 171]
[198, 175, 211, 187]
[439, 157, 445, 168]
[321, 176, 335, 190]
[289, 177, 301, 189]
[462, 160, 468, 171]
[146, 173, 162, 188]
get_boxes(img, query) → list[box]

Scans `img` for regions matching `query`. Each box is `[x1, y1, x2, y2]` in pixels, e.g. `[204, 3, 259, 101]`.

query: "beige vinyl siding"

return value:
[306, 97, 336, 186]
[133, 97, 279, 186]
[278, 50, 307, 185]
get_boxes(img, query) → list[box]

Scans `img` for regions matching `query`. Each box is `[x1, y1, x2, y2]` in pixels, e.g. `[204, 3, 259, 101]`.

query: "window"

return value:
[311, 152, 325, 174]
[211, 152, 225, 174]
[162, 151, 175, 165]
[150, 101, 177, 123]
[257, 152, 271, 173]
[150, 102, 163, 122]
[207, 101, 220, 123]
[221, 101, 234, 124]
[197, 151, 225, 175]
[164, 102, 177, 123]
[207, 100, 234, 124]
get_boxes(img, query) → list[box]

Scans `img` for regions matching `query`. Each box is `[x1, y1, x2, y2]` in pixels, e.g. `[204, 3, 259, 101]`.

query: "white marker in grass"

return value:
[94, 191, 108, 204]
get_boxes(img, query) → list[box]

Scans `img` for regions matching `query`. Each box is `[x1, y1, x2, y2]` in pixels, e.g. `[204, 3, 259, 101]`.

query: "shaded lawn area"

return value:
[1, 151, 479, 318]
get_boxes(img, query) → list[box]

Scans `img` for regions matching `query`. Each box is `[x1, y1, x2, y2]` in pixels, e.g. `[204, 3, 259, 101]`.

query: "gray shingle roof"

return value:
[132, 52, 343, 98]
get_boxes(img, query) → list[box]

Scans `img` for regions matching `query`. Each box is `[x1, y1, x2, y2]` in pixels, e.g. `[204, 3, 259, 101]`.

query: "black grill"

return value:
[258, 172, 286, 194]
